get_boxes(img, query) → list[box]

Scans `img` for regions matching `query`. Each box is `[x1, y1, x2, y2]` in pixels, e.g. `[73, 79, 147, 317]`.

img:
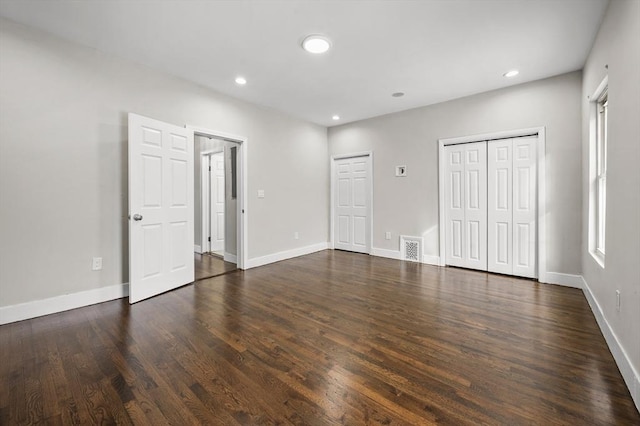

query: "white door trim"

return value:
[438, 127, 547, 282]
[187, 126, 248, 270]
[330, 151, 374, 253]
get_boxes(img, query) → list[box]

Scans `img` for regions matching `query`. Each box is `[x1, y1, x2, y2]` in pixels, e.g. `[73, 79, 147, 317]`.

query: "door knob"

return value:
[133, 214, 143, 221]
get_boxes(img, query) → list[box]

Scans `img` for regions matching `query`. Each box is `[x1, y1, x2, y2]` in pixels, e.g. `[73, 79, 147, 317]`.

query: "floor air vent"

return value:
[400, 235, 423, 263]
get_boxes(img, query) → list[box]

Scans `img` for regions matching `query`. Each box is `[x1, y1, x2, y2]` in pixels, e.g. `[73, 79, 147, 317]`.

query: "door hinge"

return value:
[209, 166, 211, 171]
[208, 237, 211, 242]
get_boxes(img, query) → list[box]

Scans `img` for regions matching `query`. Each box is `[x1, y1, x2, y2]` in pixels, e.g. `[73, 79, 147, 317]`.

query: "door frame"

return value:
[188, 125, 248, 270]
[330, 151, 374, 254]
[200, 149, 224, 255]
[438, 127, 547, 282]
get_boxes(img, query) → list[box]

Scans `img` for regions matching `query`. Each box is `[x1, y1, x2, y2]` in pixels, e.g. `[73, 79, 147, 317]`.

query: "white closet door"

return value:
[334, 156, 371, 254]
[487, 137, 537, 278]
[445, 136, 536, 278]
[445, 142, 487, 270]
[444, 144, 466, 267]
[488, 140, 513, 274]
[512, 137, 537, 278]
[464, 143, 488, 270]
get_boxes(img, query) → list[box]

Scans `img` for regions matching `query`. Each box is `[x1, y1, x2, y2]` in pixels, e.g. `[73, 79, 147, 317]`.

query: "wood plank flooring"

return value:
[194, 252, 237, 281]
[1, 250, 638, 425]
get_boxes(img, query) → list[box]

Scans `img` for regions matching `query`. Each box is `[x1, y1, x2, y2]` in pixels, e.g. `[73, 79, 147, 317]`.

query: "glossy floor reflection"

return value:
[195, 251, 237, 281]
[1, 250, 638, 424]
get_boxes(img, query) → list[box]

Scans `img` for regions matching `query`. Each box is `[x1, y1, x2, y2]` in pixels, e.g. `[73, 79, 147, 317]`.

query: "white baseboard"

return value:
[422, 255, 441, 266]
[194, 245, 202, 254]
[245, 242, 329, 269]
[541, 272, 583, 288]
[370, 247, 402, 260]
[0, 283, 129, 325]
[582, 277, 640, 411]
[224, 252, 238, 264]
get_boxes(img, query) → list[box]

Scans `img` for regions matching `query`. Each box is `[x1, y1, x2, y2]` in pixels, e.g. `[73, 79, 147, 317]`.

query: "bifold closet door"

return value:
[487, 140, 513, 275]
[511, 137, 537, 278]
[487, 137, 537, 278]
[444, 142, 487, 270]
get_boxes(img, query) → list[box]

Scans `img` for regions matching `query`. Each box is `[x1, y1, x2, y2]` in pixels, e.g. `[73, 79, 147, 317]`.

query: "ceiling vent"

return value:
[400, 235, 423, 263]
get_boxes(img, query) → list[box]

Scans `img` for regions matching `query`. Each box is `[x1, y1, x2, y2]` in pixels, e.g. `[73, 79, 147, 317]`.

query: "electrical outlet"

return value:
[257, 189, 265, 198]
[294, 232, 299, 240]
[616, 290, 620, 312]
[92, 257, 102, 271]
[385, 231, 391, 240]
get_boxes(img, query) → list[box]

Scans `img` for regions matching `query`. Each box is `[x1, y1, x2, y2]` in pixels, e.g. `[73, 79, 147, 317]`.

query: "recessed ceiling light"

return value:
[503, 70, 519, 78]
[235, 76, 247, 85]
[302, 35, 331, 54]
[332, 115, 340, 120]
[392, 92, 405, 97]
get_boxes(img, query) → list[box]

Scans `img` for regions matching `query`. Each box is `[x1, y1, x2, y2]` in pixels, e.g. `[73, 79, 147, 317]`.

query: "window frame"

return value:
[595, 90, 608, 256]
[589, 76, 608, 267]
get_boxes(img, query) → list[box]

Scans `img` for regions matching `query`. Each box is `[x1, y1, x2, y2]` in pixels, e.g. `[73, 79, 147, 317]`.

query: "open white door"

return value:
[128, 113, 194, 303]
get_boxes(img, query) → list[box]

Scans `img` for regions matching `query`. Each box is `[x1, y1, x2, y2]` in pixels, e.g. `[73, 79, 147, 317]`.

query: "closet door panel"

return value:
[444, 145, 466, 268]
[512, 137, 537, 278]
[488, 140, 513, 274]
[464, 142, 487, 270]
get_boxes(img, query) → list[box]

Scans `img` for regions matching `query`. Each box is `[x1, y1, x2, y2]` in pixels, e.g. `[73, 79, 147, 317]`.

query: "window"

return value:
[589, 77, 608, 266]
[595, 89, 608, 256]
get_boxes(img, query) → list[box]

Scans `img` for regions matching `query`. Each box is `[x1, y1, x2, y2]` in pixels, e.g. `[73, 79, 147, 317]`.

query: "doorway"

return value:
[194, 132, 243, 280]
[192, 128, 246, 280]
[128, 114, 248, 303]
[200, 149, 226, 258]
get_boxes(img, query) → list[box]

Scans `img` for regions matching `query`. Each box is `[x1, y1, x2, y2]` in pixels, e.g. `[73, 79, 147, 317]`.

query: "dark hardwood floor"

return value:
[1, 250, 638, 425]
[194, 252, 237, 281]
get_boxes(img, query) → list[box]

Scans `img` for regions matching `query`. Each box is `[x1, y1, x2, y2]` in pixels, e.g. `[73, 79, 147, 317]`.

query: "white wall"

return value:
[581, 0, 640, 403]
[0, 18, 328, 308]
[329, 71, 582, 275]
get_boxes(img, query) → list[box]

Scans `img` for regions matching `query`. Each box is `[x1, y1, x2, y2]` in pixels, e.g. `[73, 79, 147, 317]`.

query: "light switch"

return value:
[257, 189, 265, 198]
[92, 257, 102, 271]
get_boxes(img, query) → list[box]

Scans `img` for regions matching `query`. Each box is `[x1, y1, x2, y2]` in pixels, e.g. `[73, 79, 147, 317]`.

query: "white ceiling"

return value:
[0, 0, 608, 127]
